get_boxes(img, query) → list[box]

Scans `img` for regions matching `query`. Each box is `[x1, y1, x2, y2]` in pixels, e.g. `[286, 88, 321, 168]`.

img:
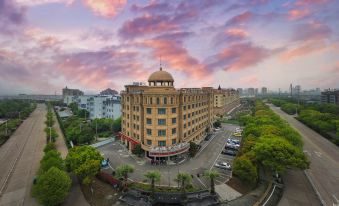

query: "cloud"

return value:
[142, 33, 210, 80]
[130, 2, 171, 14]
[55, 49, 147, 89]
[225, 11, 253, 26]
[288, 8, 311, 20]
[83, 0, 126, 18]
[119, 14, 178, 39]
[239, 75, 259, 86]
[0, 0, 25, 35]
[292, 22, 331, 42]
[295, 0, 330, 6]
[14, 0, 74, 6]
[205, 42, 274, 71]
[212, 28, 248, 46]
[280, 22, 332, 61]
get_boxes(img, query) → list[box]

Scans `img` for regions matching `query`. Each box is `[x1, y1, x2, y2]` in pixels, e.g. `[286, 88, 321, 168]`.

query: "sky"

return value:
[0, 0, 338, 95]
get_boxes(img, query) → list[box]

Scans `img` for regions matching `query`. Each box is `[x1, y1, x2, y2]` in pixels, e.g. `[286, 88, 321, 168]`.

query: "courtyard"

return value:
[98, 124, 240, 190]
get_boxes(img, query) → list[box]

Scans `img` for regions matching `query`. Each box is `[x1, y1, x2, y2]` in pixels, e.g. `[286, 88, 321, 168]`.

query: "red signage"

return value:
[118, 132, 140, 145]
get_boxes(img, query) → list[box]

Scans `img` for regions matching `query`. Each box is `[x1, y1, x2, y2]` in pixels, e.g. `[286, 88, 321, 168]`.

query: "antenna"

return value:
[159, 56, 162, 71]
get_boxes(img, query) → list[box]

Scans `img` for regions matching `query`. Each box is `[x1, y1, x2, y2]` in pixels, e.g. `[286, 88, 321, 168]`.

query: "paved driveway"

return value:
[98, 124, 239, 189]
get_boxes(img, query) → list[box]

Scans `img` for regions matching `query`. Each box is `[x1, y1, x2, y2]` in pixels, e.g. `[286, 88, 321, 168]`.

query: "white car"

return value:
[215, 162, 231, 170]
[235, 128, 243, 133]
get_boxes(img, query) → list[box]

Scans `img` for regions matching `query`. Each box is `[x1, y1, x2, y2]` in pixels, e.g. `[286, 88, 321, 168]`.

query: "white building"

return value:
[63, 95, 121, 120]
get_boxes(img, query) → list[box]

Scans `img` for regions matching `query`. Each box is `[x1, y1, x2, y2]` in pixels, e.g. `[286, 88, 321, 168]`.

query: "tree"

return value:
[253, 137, 309, 174]
[116, 164, 134, 191]
[69, 102, 78, 114]
[144, 170, 161, 198]
[132, 144, 144, 157]
[112, 117, 122, 133]
[43, 142, 56, 153]
[188, 141, 199, 157]
[213, 120, 221, 128]
[39, 150, 64, 174]
[204, 170, 220, 194]
[65, 146, 103, 184]
[176, 172, 192, 199]
[233, 155, 258, 186]
[77, 109, 89, 119]
[32, 167, 71, 206]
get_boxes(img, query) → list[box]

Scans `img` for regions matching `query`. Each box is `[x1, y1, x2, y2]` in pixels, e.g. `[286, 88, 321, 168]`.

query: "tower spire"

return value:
[159, 56, 162, 71]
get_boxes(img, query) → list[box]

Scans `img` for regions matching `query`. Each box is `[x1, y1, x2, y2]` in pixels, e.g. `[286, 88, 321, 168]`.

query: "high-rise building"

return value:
[236, 88, 243, 96]
[248, 88, 255, 96]
[120, 68, 214, 159]
[261, 87, 268, 95]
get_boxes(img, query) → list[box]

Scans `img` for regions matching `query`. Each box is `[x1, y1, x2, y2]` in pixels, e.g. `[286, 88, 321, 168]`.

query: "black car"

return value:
[204, 134, 212, 141]
[222, 149, 237, 156]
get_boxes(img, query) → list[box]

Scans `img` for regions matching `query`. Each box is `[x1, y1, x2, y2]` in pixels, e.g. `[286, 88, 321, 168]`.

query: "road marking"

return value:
[196, 177, 207, 188]
[333, 195, 339, 206]
[210, 131, 231, 171]
[314, 151, 322, 158]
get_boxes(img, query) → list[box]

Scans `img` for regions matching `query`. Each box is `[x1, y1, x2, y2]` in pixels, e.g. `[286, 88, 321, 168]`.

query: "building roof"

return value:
[148, 68, 174, 82]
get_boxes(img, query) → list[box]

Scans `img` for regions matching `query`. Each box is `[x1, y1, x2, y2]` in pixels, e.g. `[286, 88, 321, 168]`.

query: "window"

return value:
[188, 105, 191, 109]
[188, 114, 191, 118]
[184, 123, 186, 128]
[158, 108, 166, 114]
[164, 97, 167, 104]
[172, 139, 176, 145]
[147, 129, 152, 135]
[147, 140, 152, 145]
[172, 108, 176, 113]
[172, 118, 176, 124]
[172, 128, 176, 135]
[158, 141, 166, 146]
[146, 118, 152, 125]
[184, 115, 186, 120]
[184, 106, 186, 110]
[158, 130, 166, 136]
[150, 97, 153, 104]
[147, 108, 152, 114]
[171, 97, 173, 104]
[158, 119, 166, 125]
[157, 97, 160, 104]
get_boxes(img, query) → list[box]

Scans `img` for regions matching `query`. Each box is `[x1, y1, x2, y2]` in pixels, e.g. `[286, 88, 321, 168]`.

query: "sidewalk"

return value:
[53, 111, 90, 206]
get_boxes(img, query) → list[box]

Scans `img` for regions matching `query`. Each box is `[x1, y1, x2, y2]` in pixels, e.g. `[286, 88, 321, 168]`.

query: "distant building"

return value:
[100, 88, 119, 95]
[248, 88, 255, 96]
[261, 87, 268, 95]
[321, 89, 339, 105]
[254, 88, 258, 96]
[62, 86, 84, 96]
[63, 94, 121, 120]
[213, 87, 240, 116]
[237, 88, 243, 96]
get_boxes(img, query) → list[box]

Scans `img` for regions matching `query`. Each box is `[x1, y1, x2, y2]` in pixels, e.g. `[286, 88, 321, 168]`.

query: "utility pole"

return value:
[5, 121, 8, 135]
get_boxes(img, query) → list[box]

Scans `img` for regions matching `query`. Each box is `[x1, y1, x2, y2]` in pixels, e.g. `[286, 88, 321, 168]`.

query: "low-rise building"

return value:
[62, 86, 84, 96]
[321, 89, 339, 105]
[213, 87, 240, 116]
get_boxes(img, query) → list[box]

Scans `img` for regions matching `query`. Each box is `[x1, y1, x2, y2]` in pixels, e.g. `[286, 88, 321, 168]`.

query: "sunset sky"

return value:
[0, 0, 338, 95]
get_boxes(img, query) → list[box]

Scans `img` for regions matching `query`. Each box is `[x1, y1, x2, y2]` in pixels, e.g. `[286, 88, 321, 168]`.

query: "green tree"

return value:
[204, 170, 220, 194]
[112, 117, 122, 133]
[43, 142, 56, 153]
[39, 150, 64, 174]
[176, 172, 192, 199]
[69, 102, 78, 114]
[144, 170, 161, 198]
[132, 144, 144, 157]
[116, 164, 134, 191]
[253, 137, 309, 174]
[32, 167, 71, 206]
[213, 120, 221, 128]
[188, 141, 199, 157]
[233, 155, 258, 186]
[65, 146, 103, 184]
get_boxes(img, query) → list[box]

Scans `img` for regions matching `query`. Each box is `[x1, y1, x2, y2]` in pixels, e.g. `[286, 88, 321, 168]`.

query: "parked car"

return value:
[222, 149, 237, 156]
[204, 134, 212, 141]
[96, 171, 120, 188]
[235, 128, 243, 132]
[215, 162, 231, 170]
[233, 132, 242, 137]
[101, 159, 109, 168]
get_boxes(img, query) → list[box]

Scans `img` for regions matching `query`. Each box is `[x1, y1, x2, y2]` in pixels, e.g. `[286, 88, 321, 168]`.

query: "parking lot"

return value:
[98, 124, 242, 189]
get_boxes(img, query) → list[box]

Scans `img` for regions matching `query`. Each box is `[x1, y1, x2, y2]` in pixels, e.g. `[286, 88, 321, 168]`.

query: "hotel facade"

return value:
[119, 68, 214, 159]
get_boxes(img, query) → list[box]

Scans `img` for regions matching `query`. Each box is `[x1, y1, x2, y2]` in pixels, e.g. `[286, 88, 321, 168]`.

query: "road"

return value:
[0, 104, 46, 206]
[269, 104, 339, 206]
[99, 124, 238, 189]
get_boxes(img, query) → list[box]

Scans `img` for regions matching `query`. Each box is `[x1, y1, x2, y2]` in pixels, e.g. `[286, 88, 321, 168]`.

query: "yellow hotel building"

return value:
[119, 68, 214, 159]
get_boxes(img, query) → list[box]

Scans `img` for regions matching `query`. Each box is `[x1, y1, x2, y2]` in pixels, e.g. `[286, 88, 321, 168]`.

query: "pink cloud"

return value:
[119, 14, 178, 39]
[84, 0, 126, 18]
[280, 41, 327, 61]
[288, 8, 311, 20]
[142, 38, 209, 80]
[295, 0, 330, 6]
[226, 11, 253, 26]
[206, 42, 273, 71]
